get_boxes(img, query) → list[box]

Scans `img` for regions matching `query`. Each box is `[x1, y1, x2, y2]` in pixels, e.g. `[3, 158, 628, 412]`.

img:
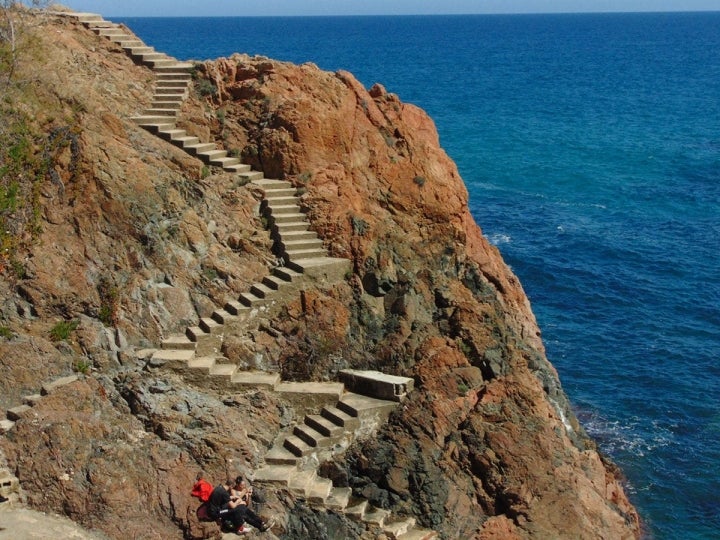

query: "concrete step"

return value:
[397, 528, 438, 540]
[74, 13, 104, 24]
[288, 468, 319, 497]
[321, 405, 360, 431]
[6, 405, 31, 422]
[151, 101, 183, 109]
[239, 170, 265, 181]
[134, 52, 167, 61]
[261, 274, 293, 291]
[283, 434, 313, 457]
[187, 355, 215, 370]
[154, 93, 186, 102]
[117, 40, 145, 48]
[157, 128, 187, 141]
[265, 196, 299, 206]
[153, 86, 187, 95]
[230, 370, 281, 389]
[85, 20, 113, 28]
[344, 498, 369, 521]
[305, 414, 345, 438]
[210, 362, 237, 378]
[272, 266, 302, 282]
[148, 59, 181, 68]
[224, 163, 253, 174]
[254, 464, 295, 486]
[338, 393, 398, 419]
[161, 334, 195, 350]
[250, 282, 274, 299]
[307, 476, 333, 504]
[155, 62, 194, 73]
[150, 348, 195, 367]
[172, 136, 200, 146]
[293, 423, 333, 448]
[263, 187, 297, 197]
[326, 486, 352, 511]
[284, 248, 328, 260]
[127, 46, 154, 55]
[143, 108, 178, 117]
[238, 291, 264, 308]
[281, 239, 325, 252]
[363, 507, 391, 527]
[286, 256, 351, 279]
[210, 156, 241, 168]
[271, 212, 307, 225]
[264, 446, 299, 466]
[340, 369, 415, 402]
[224, 300, 250, 316]
[280, 230, 319, 242]
[254, 179, 293, 189]
[383, 518, 417, 540]
[199, 317, 223, 335]
[131, 116, 176, 129]
[184, 142, 217, 155]
[0, 419, 15, 433]
[156, 79, 190, 88]
[211, 308, 237, 325]
[21, 394, 42, 407]
[196, 149, 228, 162]
[185, 326, 208, 342]
[267, 204, 301, 216]
[95, 28, 126, 36]
[273, 221, 310, 234]
[157, 72, 192, 80]
[41, 375, 79, 395]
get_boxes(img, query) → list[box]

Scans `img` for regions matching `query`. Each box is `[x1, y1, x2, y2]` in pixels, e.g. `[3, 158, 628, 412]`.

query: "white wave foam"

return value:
[488, 233, 511, 245]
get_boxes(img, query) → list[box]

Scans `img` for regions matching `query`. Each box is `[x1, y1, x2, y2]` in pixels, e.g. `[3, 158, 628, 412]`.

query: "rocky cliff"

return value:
[0, 10, 640, 539]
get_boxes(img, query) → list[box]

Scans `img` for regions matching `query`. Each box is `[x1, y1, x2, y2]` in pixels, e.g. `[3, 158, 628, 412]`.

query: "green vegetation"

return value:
[50, 319, 79, 342]
[97, 277, 120, 327]
[74, 358, 92, 374]
[0, 325, 12, 339]
[196, 78, 217, 98]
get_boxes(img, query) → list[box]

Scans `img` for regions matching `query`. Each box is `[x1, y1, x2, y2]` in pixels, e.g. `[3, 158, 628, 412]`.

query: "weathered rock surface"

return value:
[0, 10, 639, 540]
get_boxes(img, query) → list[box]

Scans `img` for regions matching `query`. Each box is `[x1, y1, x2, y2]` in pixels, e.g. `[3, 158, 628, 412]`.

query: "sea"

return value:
[113, 12, 720, 539]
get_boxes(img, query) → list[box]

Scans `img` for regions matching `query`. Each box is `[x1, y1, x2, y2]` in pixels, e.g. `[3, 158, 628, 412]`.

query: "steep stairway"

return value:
[152, 178, 349, 387]
[55, 12, 255, 175]
[35, 11, 437, 540]
[253, 372, 435, 540]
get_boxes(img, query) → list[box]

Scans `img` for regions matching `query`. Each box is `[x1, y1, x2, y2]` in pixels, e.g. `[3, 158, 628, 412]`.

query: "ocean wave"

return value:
[575, 408, 673, 461]
[487, 233, 512, 245]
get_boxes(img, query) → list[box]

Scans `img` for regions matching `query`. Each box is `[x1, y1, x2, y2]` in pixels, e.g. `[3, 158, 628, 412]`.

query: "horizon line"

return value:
[106, 9, 720, 19]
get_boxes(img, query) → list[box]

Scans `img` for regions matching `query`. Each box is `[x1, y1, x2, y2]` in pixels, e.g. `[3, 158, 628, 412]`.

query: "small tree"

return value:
[0, 1, 49, 87]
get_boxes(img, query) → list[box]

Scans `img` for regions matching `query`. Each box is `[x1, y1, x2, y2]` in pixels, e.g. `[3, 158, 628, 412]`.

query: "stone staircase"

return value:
[0, 452, 21, 506]
[0, 375, 80, 436]
[151, 177, 350, 391]
[56, 12, 255, 175]
[252, 371, 435, 540]
[34, 11, 438, 540]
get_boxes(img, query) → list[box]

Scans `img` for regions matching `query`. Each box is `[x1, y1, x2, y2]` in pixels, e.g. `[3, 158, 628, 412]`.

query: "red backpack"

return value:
[191, 478, 213, 502]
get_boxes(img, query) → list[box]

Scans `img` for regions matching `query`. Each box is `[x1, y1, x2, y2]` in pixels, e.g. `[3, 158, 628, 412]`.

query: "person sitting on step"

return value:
[208, 476, 274, 535]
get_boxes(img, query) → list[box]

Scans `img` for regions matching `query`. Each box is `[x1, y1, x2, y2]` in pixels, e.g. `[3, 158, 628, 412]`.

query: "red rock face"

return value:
[201, 56, 640, 538]
[0, 15, 639, 540]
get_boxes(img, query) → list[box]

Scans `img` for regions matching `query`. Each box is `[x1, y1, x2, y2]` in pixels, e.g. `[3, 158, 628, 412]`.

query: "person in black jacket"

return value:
[208, 477, 274, 534]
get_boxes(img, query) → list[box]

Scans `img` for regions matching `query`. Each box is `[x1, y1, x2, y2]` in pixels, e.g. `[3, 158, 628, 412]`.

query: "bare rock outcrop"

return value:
[0, 11, 640, 540]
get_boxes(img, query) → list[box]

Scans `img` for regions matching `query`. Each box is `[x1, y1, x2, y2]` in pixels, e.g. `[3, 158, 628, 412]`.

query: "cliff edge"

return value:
[0, 10, 640, 539]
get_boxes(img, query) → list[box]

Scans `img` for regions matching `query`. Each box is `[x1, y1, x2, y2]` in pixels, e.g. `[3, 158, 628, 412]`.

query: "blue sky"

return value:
[62, 1, 720, 17]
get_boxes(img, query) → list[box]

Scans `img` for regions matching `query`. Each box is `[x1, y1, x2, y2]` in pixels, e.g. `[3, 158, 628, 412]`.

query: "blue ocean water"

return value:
[115, 13, 720, 539]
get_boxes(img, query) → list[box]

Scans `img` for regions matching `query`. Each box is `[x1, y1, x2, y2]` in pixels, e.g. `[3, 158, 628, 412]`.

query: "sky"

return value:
[61, 0, 720, 17]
